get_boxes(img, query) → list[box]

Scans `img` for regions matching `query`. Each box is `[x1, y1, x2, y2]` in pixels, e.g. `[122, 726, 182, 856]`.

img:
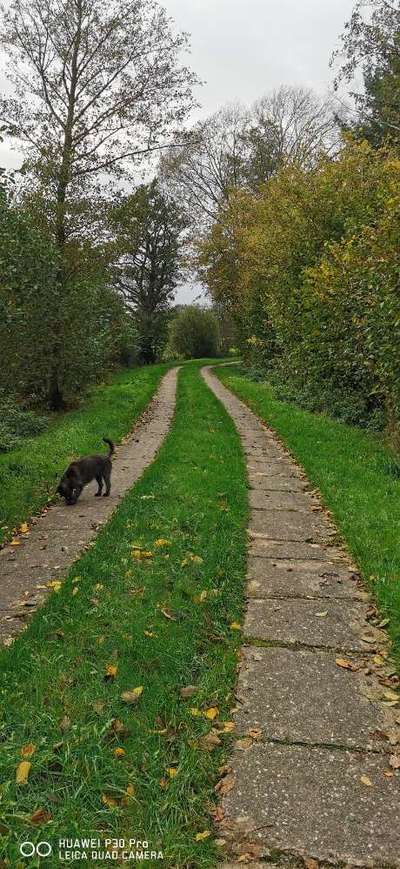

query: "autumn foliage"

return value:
[197, 141, 400, 431]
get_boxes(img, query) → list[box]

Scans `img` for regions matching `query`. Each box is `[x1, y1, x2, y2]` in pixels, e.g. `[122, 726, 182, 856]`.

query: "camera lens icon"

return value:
[20, 841, 52, 857]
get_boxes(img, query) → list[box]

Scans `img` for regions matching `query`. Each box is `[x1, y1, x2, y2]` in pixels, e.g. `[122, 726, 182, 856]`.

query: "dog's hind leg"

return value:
[102, 465, 111, 497]
[95, 473, 103, 497]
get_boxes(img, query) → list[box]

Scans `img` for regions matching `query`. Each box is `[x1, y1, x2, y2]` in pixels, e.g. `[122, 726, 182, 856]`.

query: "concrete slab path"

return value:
[202, 367, 400, 868]
[0, 367, 178, 645]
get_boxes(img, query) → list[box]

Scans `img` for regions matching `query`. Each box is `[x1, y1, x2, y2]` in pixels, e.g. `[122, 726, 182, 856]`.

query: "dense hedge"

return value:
[198, 142, 400, 433]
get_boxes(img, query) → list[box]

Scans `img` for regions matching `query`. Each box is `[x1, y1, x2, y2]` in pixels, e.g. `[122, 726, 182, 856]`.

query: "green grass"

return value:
[0, 364, 248, 868]
[0, 364, 171, 547]
[216, 365, 400, 668]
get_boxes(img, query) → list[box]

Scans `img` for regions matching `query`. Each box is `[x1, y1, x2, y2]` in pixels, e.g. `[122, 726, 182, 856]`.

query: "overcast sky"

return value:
[0, 0, 356, 302]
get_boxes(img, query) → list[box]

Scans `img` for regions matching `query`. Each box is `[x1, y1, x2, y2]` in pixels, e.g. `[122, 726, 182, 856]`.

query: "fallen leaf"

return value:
[16, 761, 31, 784]
[121, 686, 143, 704]
[247, 728, 263, 741]
[144, 630, 156, 638]
[190, 708, 203, 718]
[316, 611, 328, 618]
[190, 554, 203, 564]
[19, 523, 29, 534]
[21, 743, 36, 758]
[102, 793, 119, 808]
[336, 658, 357, 671]
[132, 548, 153, 560]
[125, 784, 135, 797]
[230, 622, 241, 631]
[205, 707, 219, 721]
[167, 767, 178, 778]
[389, 754, 400, 769]
[159, 777, 168, 790]
[59, 715, 71, 732]
[215, 772, 235, 795]
[360, 775, 373, 787]
[180, 686, 197, 699]
[383, 690, 400, 703]
[114, 747, 125, 759]
[110, 719, 129, 738]
[30, 808, 51, 825]
[234, 737, 253, 751]
[195, 831, 211, 842]
[193, 590, 208, 604]
[304, 860, 319, 869]
[10, 538, 22, 546]
[161, 607, 177, 621]
[155, 539, 171, 547]
[47, 580, 62, 592]
[105, 664, 118, 681]
[219, 721, 236, 733]
[198, 732, 222, 752]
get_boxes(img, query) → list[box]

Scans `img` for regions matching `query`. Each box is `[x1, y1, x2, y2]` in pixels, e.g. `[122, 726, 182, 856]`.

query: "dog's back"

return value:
[58, 438, 115, 503]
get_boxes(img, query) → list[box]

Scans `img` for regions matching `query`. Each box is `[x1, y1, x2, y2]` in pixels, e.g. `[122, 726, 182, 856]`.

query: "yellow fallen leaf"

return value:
[132, 548, 153, 560]
[316, 611, 328, 618]
[16, 761, 31, 784]
[144, 630, 156, 638]
[220, 721, 236, 733]
[383, 690, 400, 702]
[47, 580, 62, 592]
[194, 590, 208, 604]
[190, 708, 203, 718]
[195, 831, 211, 841]
[105, 664, 118, 680]
[72, 587, 79, 596]
[121, 686, 143, 704]
[126, 784, 135, 796]
[360, 775, 373, 787]
[190, 555, 203, 564]
[21, 743, 36, 758]
[19, 523, 29, 534]
[114, 747, 125, 759]
[205, 707, 219, 721]
[10, 538, 22, 546]
[230, 623, 241, 631]
[102, 793, 119, 808]
[167, 767, 178, 778]
[155, 539, 171, 547]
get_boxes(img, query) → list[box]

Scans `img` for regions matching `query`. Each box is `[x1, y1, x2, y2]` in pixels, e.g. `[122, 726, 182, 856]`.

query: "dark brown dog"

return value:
[57, 438, 114, 505]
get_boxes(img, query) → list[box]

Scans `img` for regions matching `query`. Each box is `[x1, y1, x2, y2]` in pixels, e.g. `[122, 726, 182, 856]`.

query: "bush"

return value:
[0, 391, 48, 452]
[167, 305, 220, 359]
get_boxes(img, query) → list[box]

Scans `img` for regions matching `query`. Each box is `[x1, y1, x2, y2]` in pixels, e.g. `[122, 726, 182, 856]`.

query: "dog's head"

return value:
[57, 478, 76, 504]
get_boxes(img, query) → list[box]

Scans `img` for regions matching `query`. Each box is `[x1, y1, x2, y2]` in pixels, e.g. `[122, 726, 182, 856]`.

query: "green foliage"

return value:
[0, 391, 48, 452]
[167, 305, 220, 359]
[199, 140, 400, 433]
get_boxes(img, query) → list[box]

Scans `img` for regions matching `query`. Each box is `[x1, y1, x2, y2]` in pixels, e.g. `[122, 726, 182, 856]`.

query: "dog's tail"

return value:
[103, 438, 115, 457]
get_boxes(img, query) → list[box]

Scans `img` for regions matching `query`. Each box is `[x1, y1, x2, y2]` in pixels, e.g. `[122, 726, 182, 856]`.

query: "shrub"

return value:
[167, 306, 220, 359]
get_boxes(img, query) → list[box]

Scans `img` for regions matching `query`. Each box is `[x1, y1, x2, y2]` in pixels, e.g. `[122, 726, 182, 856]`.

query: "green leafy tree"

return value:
[333, 0, 400, 148]
[168, 305, 220, 359]
[0, 0, 197, 405]
[110, 179, 185, 363]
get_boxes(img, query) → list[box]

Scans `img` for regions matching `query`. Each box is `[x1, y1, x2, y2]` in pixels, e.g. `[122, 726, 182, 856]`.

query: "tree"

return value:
[168, 305, 220, 359]
[332, 0, 400, 148]
[161, 88, 337, 227]
[0, 0, 197, 405]
[110, 179, 185, 363]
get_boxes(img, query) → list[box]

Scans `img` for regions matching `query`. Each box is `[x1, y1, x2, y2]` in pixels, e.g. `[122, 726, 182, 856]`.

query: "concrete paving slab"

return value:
[244, 598, 372, 650]
[248, 473, 308, 493]
[247, 556, 364, 600]
[250, 509, 332, 542]
[249, 489, 315, 511]
[222, 743, 400, 865]
[249, 537, 346, 562]
[235, 646, 386, 750]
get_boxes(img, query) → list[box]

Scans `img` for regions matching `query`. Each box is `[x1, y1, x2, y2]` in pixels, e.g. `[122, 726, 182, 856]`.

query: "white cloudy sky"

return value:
[0, 0, 356, 302]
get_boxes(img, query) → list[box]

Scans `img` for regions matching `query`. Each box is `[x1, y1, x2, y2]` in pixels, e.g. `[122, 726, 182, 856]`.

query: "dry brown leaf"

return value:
[198, 732, 222, 752]
[30, 808, 51, 825]
[336, 658, 357, 671]
[102, 793, 119, 808]
[234, 737, 253, 751]
[247, 728, 263, 741]
[304, 860, 319, 869]
[215, 772, 235, 796]
[389, 754, 400, 769]
[16, 761, 31, 785]
[59, 715, 71, 732]
[161, 607, 177, 621]
[21, 743, 36, 758]
[121, 686, 143, 704]
[219, 721, 236, 733]
[180, 686, 197, 699]
[159, 777, 168, 790]
[92, 699, 105, 714]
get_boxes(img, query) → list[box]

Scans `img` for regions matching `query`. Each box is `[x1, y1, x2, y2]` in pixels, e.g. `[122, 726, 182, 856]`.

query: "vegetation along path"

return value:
[202, 367, 400, 868]
[0, 368, 178, 645]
